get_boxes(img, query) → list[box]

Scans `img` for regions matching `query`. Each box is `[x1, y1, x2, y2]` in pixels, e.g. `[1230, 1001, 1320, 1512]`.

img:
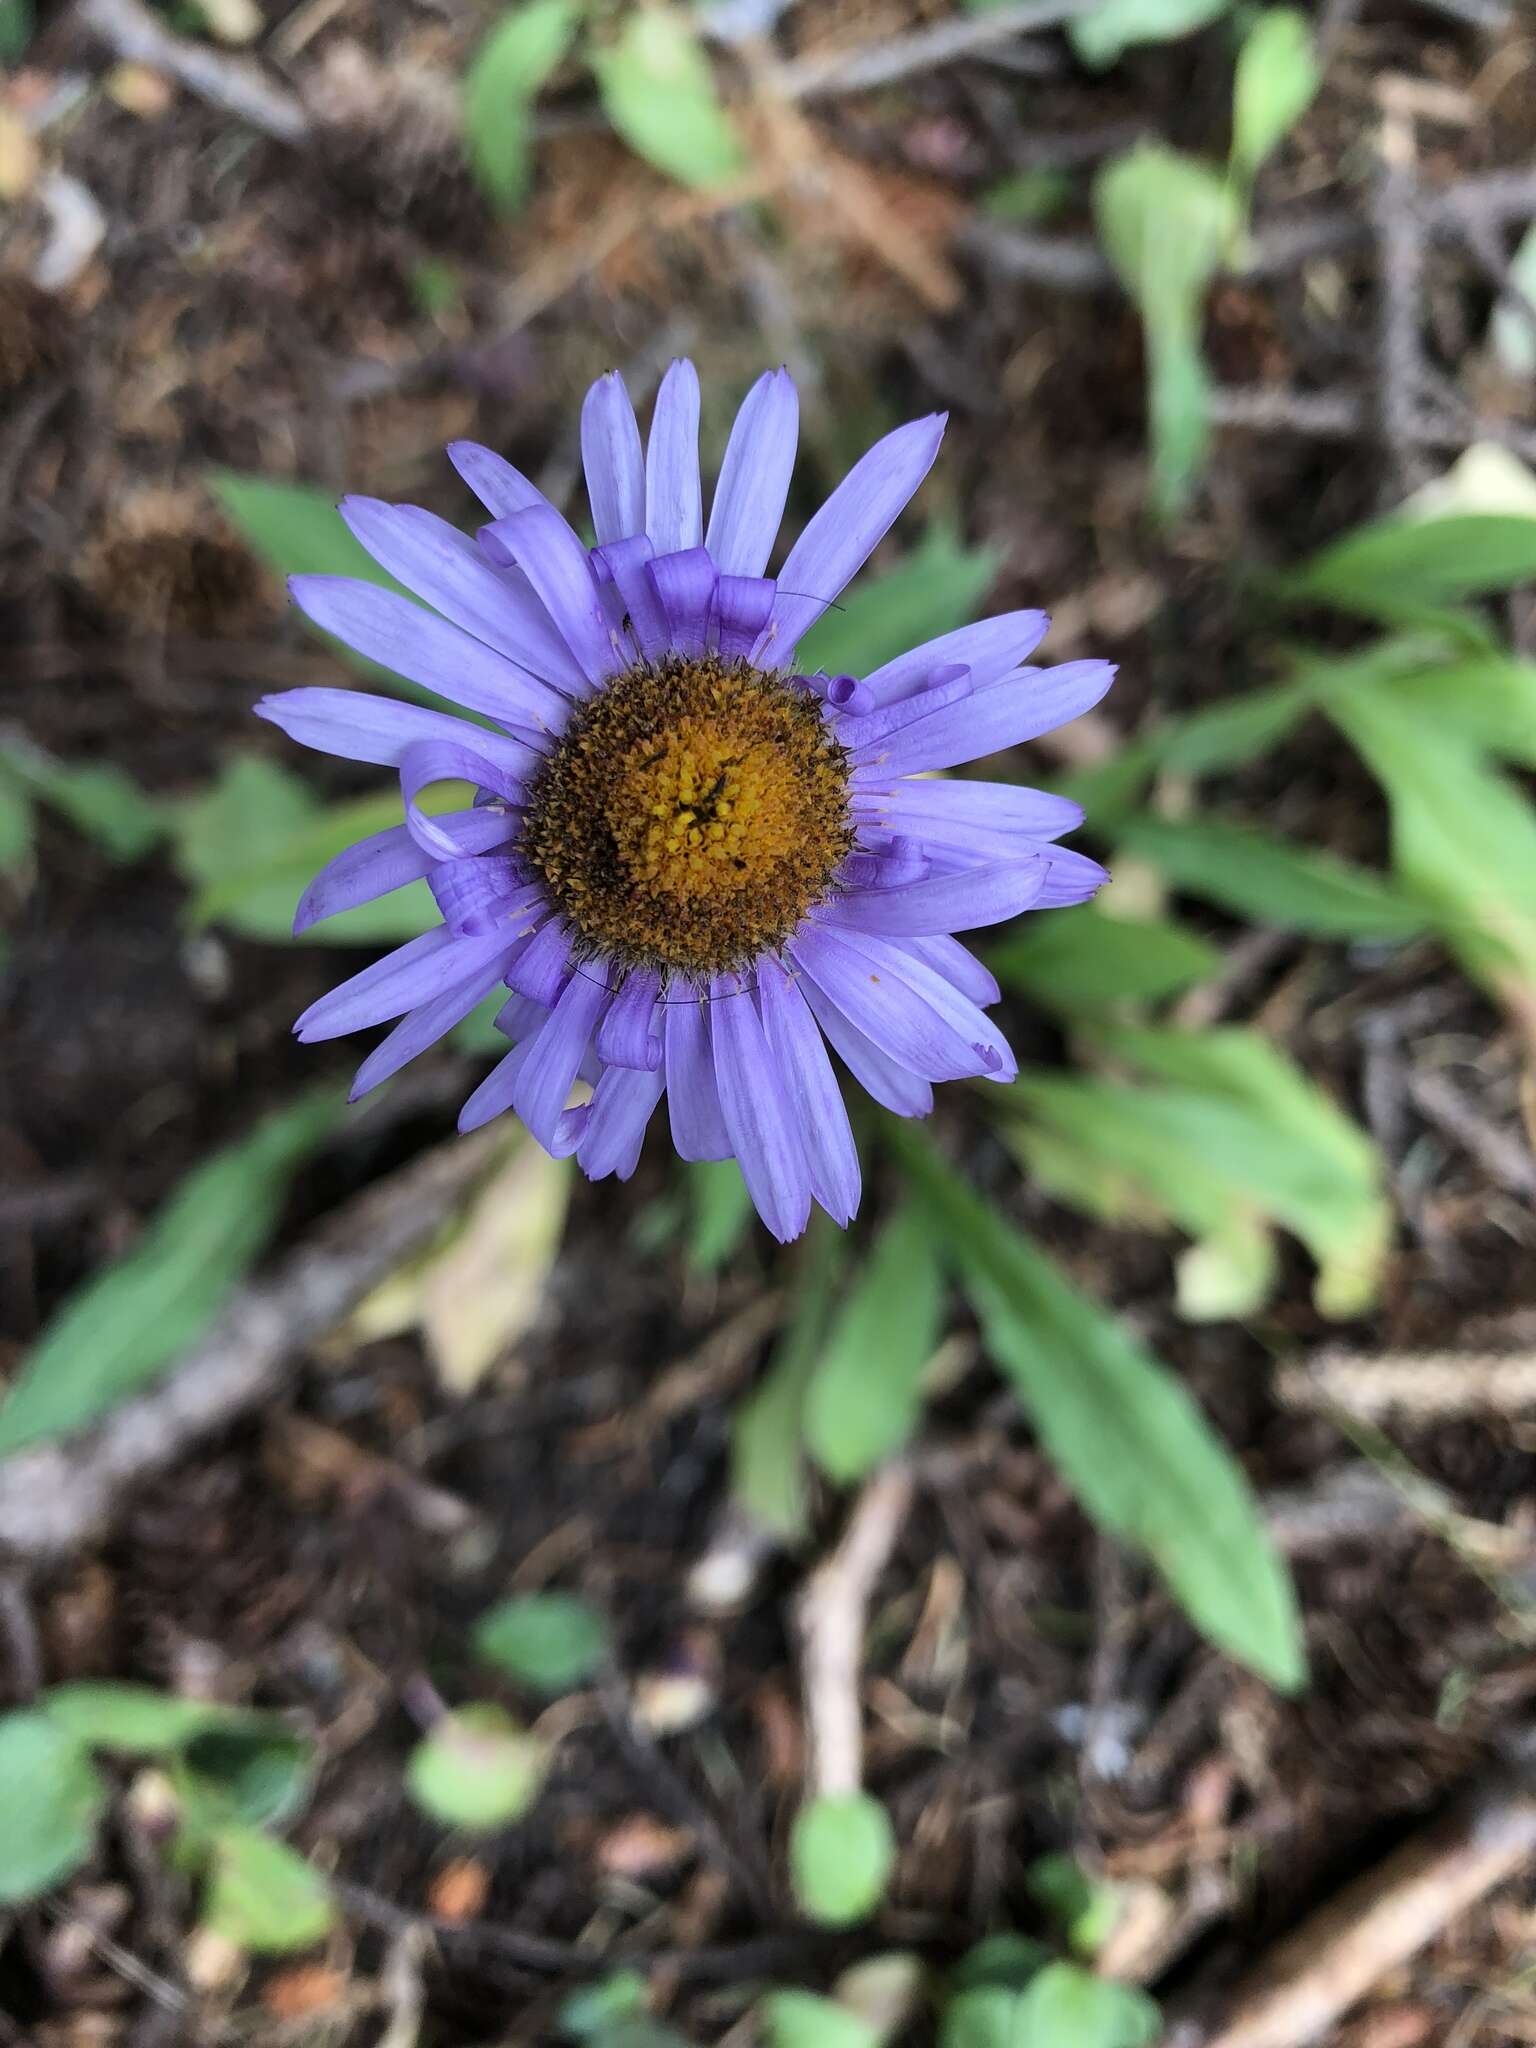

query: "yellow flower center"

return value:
[521, 654, 854, 981]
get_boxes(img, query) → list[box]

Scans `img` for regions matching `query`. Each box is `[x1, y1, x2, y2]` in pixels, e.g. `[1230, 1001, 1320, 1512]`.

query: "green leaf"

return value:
[731, 1220, 843, 1541]
[1025, 1854, 1120, 1958]
[1068, 0, 1231, 67]
[989, 906, 1220, 1013]
[763, 1990, 880, 2048]
[686, 1158, 755, 1275]
[0, 1711, 106, 1905]
[405, 1703, 549, 1831]
[941, 1989, 1023, 2048]
[171, 756, 464, 945]
[950, 1934, 1051, 1995]
[1014, 1964, 1160, 2047]
[804, 1204, 945, 1483]
[982, 169, 1074, 225]
[178, 1721, 313, 1831]
[559, 1970, 649, 2038]
[0, 0, 32, 67]
[1491, 223, 1536, 381]
[0, 737, 164, 863]
[892, 1128, 1305, 1690]
[1325, 681, 1536, 1008]
[1154, 678, 1316, 777]
[0, 762, 34, 873]
[464, 0, 578, 213]
[1287, 512, 1536, 620]
[42, 1682, 226, 1755]
[796, 528, 1000, 682]
[1373, 652, 1536, 769]
[1115, 815, 1428, 939]
[0, 1088, 343, 1456]
[790, 1792, 895, 1928]
[474, 1592, 609, 1693]
[1229, 9, 1320, 196]
[202, 1825, 333, 1952]
[1094, 145, 1237, 516]
[593, 7, 745, 188]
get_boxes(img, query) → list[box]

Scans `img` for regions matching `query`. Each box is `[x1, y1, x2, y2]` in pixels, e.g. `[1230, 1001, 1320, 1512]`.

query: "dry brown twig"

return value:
[795, 1461, 915, 1797]
[75, 0, 309, 144]
[1174, 1759, 1536, 2048]
[1277, 1348, 1536, 1423]
[0, 1128, 507, 1563]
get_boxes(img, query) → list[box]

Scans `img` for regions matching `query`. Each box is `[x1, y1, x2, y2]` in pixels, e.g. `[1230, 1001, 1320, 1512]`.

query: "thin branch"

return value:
[75, 0, 309, 144]
[772, 0, 1096, 102]
[0, 1128, 508, 1562]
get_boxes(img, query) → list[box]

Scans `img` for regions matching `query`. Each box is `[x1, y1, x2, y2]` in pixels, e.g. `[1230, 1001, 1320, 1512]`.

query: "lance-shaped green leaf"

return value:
[0, 1089, 344, 1456]
[890, 1128, 1305, 1691]
[593, 7, 745, 189]
[1068, 0, 1231, 69]
[1286, 511, 1536, 620]
[1229, 10, 1320, 205]
[989, 906, 1221, 1014]
[464, 0, 579, 213]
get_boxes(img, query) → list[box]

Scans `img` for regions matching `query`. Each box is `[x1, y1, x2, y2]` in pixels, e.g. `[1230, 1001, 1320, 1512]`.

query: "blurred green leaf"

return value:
[559, 1970, 648, 2038]
[1376, 652, 1536, 769]
[732, 1218, 843, 1542]
[42, 1683, 225, 1755]
[950, 1933, 1051, 1995]
[1286, 512, 1536, 620]
[989, 906, 1220, 1013]
[686, 1158, 755, 1275]
[1154, 678, 1316, 777]
[1325, 680, 1536, 1012]
[790, 1792, 896, 1928]
[1068, 0, 1231, 67]
[0, 1711, 105, 1905]
[1115, 815, 1428, 939]
[894, 1128, 1304, 1690]
[178, 1721, 313, 1832]
[763, 1990, 880, 2048]
[464, 0, 578, 213]
[406, 1703, 549, 1830]
[1094, 144, 1237, 516]
[0, 737, 164, 863]
[1025, 1854, 1121, 1958]
[804, 1204, 944, 1483]
[0, 763, 34, 873]
[982, 169, 1074, 224]
[202, 1825, 333, 1952]
[944, 1963, 1158, 2048]
[474, 1593, 609, 1693]
[1229, 9, 1320, 200]
[593, 7, 744, 188]
[798, 527, 999, 682]
[0, 0, 32, 65]
[171, 755, 464, 944]
[0, 1089, 343, 1457]
[1491, 224, 1536, 381]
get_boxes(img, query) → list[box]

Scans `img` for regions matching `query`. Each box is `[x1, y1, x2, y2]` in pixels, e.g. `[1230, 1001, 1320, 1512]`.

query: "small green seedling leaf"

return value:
[0, 1089, 343, 1457]
[0, 737, 164, 863]
[593, 6, 745, 188]
[42, 1683, 225, 1755]
[1286, 512, 1536, 620]
[893, 1129, 1305, 1691]
[982, 169, 1073, 224]
[989, 906, 1220, 1013]
[790, 1792, 896, 1928]
[202, 1825, 333, 1952]
[731, 1219, 843, 1542]
[474, 1593, 609, 1694]
[1068, 0, 1231, 68]
[686, 1157, 755, 1275]
[406, 1703, 549, 1831]
[178, 1721, 313, 1831]
[1229, 9, 1320, 201]
[1094, 144, 1238, 516]
[0, 1711, 106, 1904]
[762, 1989, 880, 2048]
[797, 528, 999, 683]
[1015, 1962, 1160, 2047]
[558, 1969, 648, 2037]
[1026, 1853, 1121, 1957]
[464, 0, 578, 213]
[804, 1204, 945, 1482]
[949, 1933, 1051, 1994]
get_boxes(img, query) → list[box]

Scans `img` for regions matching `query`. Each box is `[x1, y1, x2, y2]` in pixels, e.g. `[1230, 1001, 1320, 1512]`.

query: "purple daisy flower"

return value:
[256, 362, 1113, 1241]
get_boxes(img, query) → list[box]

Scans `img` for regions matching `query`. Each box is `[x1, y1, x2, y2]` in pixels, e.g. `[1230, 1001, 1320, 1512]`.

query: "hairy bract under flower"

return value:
[256, 359, 1115, 1241]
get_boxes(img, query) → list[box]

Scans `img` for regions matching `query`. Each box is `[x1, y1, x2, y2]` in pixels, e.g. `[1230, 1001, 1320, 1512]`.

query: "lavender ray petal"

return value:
[905, 934, 1001, 1009]
[854, 661, 1117, 778]
[832, 664, 972, 750]
[447, 441, 547, 519]
[757, 413, 946, 662]
[427, 858, 543, 939]
[709, 973, 811, 1242]
[254, 689, 537, 782]
[705, 367, 798, 578]
[796, 972, 934, 1119]
[757, 959, 860, 1227]
[663, 993, 732, 1161]
[578, 1061, 668, 1181]
[593, 535, 669, 661]
[512, 969, 610, 1149]
[581, 371, 646, 546]
[645, 359, 702, 556]
[293, 808, 515, 934]
[715, 573, 775, 660]
[294, 927, 455, 1042]
[789, 924, 1014, 1083]
[480, 504, 621, 684]
[459, 1037, 537, 1133]
[595, 968, 663, 1071]
[854, 777, 1085, 849]
[820, 856, 1049, 937]
[861, 611, 1050, 708]
[348, 940, 522, 1098]
[645, 547, 718, 658]
[397, 739, 529, 859]
[504, 917, 574, 1005]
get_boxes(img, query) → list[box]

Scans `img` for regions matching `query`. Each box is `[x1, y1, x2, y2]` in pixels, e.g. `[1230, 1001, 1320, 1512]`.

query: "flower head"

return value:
[256, 362, 1114, 1240]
